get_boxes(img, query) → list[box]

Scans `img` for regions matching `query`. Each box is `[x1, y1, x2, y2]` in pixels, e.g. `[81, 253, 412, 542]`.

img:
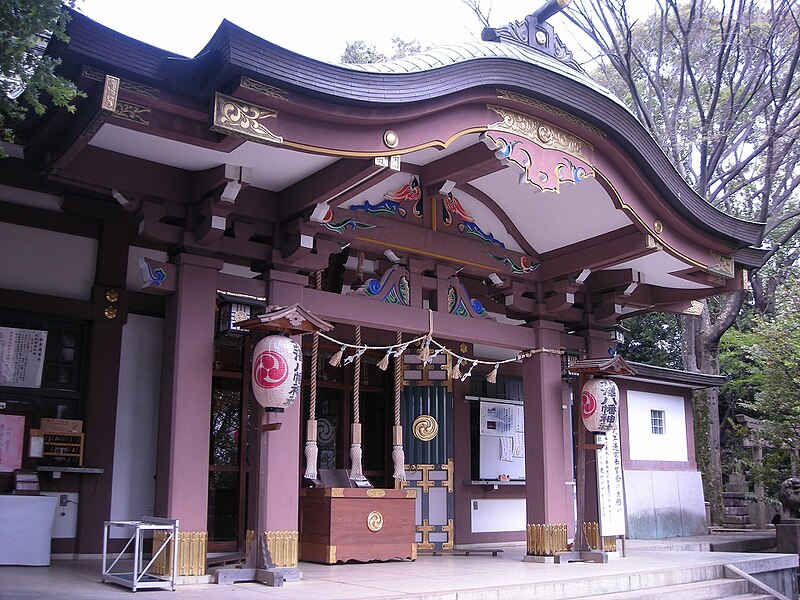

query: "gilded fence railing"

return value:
[527, 522, 617, 556]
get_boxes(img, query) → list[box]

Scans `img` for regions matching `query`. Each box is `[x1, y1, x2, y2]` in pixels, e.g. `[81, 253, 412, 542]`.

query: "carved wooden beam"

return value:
[537, 226, 655, 281]
[277, 158, 393, 221]
[420, 143, 502, 189]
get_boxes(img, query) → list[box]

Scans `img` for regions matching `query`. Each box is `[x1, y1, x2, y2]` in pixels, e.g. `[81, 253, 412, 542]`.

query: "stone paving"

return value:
[0, 532, 792, 600]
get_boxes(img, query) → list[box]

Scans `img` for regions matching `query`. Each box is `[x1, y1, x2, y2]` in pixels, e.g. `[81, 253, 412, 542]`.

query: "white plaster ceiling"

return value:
[612, 252, 709, 290]
[470, 167, 631, 254]
[90, 124, 338, 192]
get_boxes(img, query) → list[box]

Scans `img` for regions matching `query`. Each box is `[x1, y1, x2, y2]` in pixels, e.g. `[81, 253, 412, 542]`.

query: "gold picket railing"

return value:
[244, 529, 299, 567]
[527, 522, 617, 556]
[151, 530, 207, 576]
[265, 530, 299, 567]
[583, 522, 617, 552]
[526, 523, 569, 556]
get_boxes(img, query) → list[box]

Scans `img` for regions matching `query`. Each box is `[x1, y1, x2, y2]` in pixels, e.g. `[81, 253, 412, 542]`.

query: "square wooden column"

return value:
[155, 253, 222, 532]
[522, 320, 573, 528]
[257, 361, 303, 534]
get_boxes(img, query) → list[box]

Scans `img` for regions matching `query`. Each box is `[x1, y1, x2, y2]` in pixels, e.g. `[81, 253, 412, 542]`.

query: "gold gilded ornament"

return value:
[412, 415, 439, 442]
[366, 511, 384, 532]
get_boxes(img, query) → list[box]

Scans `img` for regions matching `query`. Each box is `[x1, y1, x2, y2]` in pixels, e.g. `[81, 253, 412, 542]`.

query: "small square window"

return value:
[651, 409, 666, 435]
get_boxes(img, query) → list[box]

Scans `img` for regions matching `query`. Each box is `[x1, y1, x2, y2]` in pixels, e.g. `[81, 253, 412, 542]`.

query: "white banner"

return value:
[596, 422, 626, 537]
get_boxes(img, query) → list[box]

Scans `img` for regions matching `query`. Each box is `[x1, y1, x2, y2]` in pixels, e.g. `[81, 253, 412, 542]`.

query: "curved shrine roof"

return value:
[53, 11, 764, 254]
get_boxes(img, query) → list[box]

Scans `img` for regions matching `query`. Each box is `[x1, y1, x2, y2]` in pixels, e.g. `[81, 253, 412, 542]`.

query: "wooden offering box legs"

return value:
[299, 488, 417, 564]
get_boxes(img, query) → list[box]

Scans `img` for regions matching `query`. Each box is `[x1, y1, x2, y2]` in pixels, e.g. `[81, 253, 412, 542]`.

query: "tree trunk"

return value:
[680, 291, 745, 526]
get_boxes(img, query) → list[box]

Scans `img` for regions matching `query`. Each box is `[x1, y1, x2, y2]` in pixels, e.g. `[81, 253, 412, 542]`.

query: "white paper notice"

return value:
[480, 402, 515, 436]
[0, 327, 47, 388]
[513, 432, 525, 458]
[500, 436, 513, 461]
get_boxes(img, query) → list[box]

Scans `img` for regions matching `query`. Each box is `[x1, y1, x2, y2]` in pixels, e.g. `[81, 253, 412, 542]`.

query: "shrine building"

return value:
[0, 4, 764, 571]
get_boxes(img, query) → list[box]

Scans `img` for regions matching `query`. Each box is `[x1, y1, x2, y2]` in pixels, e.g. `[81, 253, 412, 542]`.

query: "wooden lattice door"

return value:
[398, 384, 454, 553]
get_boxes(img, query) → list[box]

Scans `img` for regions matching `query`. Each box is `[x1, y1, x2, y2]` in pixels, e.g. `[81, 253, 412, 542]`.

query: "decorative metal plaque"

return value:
[412, 415, 439, 442]
[212, 92, 283, 144]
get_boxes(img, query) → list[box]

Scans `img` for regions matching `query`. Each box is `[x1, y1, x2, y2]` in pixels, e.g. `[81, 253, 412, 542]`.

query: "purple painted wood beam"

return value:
[268, 271, 539, 350]
[277, 158, 393, 221]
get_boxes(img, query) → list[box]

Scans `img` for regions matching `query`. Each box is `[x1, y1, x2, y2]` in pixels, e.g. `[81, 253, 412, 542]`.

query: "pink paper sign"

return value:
[0, 414, 25, 472]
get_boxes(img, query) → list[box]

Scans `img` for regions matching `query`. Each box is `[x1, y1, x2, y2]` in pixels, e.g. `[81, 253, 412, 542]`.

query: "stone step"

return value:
[722, 491, 750, 499]
[724, 506, 750, 516]
[578, 577, 749, 599]
[722, 498, 749, 508]
[721, 515, 751, 525]
[723, 595, 774, 600]
[725, 483, 751, 493]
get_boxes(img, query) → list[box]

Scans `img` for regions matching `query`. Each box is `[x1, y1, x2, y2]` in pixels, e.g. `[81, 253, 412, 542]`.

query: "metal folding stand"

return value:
[102, 517, 179, 592]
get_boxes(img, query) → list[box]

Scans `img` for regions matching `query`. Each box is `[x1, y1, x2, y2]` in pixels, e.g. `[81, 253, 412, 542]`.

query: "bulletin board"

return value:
[476, 400, 526, 481]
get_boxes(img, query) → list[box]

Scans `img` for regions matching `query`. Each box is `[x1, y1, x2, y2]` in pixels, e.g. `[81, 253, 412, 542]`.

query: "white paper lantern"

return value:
[581, 378, 619, 432]
[251, 334, 302, 409]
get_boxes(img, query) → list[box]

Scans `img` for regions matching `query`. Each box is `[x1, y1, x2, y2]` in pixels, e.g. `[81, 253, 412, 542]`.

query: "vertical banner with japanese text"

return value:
[596, 422, 626, 536]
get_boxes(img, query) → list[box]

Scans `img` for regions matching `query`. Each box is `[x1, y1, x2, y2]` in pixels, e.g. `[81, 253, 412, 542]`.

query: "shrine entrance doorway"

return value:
[400, 379, 454, 553]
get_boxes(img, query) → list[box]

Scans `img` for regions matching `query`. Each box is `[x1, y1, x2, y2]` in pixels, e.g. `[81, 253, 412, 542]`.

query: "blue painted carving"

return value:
[488, 252, 540, 274]
[442, 192, 505, 248]
[447, 277, 494, 320]
[351, 264, 411, 306]
[321, 218, 377, 235]
[350, 177, 421, 219]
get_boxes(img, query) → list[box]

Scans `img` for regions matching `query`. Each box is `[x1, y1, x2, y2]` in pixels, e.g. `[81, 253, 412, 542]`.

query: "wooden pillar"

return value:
[580, 328, 615, 526]
[522, 320, 573, 529]
[76, 219, 129, 554]
[260, 273, 311, 566]
[254, 371, 302, 566]
[155, 253, 222, 534]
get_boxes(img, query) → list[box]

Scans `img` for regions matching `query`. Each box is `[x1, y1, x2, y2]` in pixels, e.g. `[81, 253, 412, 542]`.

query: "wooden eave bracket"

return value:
[194, 165, 251, 246]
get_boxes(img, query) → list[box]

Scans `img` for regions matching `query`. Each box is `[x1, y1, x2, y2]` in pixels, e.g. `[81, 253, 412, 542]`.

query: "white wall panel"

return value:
[109, 314, 163, 536]
[627, 390, 688, 462]
[470, 498, 526, 533]
[0, 222, 96, 300]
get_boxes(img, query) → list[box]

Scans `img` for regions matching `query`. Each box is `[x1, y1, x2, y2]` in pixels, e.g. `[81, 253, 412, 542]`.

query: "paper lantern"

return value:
[581, 378, 619, 432]
[251, 334, 302, 409]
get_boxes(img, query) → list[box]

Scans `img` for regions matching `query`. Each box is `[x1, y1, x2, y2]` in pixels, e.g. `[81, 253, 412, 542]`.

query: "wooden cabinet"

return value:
[299, 488, 416, 564]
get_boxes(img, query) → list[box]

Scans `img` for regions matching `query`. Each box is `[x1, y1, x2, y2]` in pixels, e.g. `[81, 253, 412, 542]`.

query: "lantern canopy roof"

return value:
[238, 304, 333, 335]
[570, 355, 636, 376]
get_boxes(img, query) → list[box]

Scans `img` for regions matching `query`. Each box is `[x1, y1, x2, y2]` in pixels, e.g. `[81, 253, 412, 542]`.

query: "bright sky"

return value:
[74, 0, 576, 63]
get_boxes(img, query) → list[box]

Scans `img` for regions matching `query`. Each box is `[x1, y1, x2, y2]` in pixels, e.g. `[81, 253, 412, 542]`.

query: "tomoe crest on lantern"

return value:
[252, 334, 302, 409]
[581, 378, 619, 432]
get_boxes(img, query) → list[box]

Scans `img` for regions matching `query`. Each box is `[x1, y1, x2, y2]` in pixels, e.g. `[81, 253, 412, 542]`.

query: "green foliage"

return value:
[341, 37, 427, 64]
[389, 37, 423, 59]
[619, 312, 681, 368]
[719, 327, 761, 411]
[0, 0, 85, 149]
[341, 40, 387, 64]
[745, 283, 800, 453]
